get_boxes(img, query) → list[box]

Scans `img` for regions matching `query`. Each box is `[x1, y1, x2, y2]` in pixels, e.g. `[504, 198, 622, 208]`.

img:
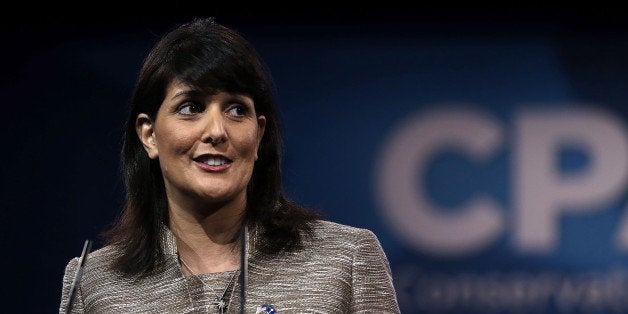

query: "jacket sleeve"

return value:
[350, 228, 401, 313]
[58, 257, 84, 314]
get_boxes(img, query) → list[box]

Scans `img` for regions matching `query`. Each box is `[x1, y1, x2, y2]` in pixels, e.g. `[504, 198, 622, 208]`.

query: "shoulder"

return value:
[88, 244, 120, 258]
[62, 244, 121, 277]
[85, 245, 121, 265]
[310, 220, 378, 238]
[305, 220, 383, 250]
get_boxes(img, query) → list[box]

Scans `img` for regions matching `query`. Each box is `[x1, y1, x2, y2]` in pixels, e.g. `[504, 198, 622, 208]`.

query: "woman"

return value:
[59, 17, 400, 313]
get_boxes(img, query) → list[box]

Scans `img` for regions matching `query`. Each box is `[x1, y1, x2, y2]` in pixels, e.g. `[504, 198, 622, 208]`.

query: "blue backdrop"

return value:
[2, 9, 628, 313]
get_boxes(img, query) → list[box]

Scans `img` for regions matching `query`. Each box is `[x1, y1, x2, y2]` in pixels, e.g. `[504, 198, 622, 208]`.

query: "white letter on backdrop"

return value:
[376, 106, 504, 257]
[514, 106, 628, 252]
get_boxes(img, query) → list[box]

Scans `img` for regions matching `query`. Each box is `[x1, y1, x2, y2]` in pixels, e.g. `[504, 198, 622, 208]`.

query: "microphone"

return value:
[240, 225, 248, 314]
[65, 239, 92, 314]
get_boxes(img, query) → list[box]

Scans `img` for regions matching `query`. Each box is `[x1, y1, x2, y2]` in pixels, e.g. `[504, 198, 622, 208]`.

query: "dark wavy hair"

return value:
[102, 17, 320, 277]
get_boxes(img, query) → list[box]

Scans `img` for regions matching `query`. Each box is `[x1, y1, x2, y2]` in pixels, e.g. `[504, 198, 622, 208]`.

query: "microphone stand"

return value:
[240, 225, 248, 314]
[65, 239, 92, 314]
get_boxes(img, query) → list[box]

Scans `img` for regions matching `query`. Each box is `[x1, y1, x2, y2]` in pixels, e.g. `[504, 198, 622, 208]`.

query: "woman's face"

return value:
[136, 79, 266, 210]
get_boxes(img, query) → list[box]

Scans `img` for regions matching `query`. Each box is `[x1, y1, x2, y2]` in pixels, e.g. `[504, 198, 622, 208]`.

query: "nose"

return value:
[201, 107, 227, 145]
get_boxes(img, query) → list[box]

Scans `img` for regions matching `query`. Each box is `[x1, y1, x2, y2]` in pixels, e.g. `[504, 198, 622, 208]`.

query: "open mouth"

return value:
[194, 155, 233, 166]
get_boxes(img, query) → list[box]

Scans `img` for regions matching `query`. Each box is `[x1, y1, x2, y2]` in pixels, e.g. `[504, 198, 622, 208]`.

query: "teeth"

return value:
[203, 156, 227, 166]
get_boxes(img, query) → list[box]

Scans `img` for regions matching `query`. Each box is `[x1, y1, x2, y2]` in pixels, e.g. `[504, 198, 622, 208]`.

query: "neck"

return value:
[169, 204, 244, 274]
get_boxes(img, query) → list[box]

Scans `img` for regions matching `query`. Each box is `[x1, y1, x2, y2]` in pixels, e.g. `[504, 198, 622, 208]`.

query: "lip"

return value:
[193, 154, 233, 172]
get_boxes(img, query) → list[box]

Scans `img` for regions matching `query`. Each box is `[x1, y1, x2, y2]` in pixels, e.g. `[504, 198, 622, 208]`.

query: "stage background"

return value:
[2, 5, 628, 313]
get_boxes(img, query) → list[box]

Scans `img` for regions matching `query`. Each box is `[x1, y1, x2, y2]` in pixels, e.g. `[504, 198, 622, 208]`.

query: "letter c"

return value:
[375, 106, 504, 257]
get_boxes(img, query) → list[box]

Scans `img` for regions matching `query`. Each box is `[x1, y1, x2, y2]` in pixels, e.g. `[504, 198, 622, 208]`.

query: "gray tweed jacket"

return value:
[58, 220, 400, 313]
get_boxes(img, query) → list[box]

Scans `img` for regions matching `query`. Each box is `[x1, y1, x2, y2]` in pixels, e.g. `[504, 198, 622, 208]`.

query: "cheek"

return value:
[235, 130, 262, 158]
[156, 128, 195, 155]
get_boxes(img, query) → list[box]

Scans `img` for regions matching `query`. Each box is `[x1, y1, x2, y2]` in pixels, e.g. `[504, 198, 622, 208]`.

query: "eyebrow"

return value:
[170, 89, 204, 100]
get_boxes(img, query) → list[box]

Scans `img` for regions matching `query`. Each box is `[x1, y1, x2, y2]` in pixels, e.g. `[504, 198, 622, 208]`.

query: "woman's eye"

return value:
[178, 102, 204, 115]
[227, 105, 247, 118]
